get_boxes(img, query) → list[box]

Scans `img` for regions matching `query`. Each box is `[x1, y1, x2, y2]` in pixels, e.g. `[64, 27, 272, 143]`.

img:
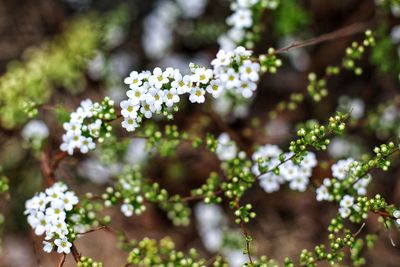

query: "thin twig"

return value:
[354, 222, 366, 237]
[71, 243, 81, 262]
[57, 253, 66, 267]
[234, 200, 254, 265]
[275, 21, 370, 54]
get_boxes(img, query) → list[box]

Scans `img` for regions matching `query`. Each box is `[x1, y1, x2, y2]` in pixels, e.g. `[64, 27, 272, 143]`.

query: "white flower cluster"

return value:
[22, 120, 49, 141]
[216, 133, 238, 161]
[121, 47, 261, 132]
[60, 98, 114, 155]
[338, 96, 365, 120]
[252, 145, 317, 193]
[338, 194, 355, 218]
[393, 209, 400, 225]
[219, 0, 279, 50]
[315, 158, 372, 218]
[195, 203, 224, 252]
[143, 0, 208, 59]
[25, 182, 79, 254]
[104, 171, 146, 217]
[194, 203, 247, 267]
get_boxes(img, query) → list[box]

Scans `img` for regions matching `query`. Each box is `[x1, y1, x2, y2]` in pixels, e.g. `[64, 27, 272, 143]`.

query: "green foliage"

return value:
[273, 0, 310, 36]
[371, 24, 400, 75]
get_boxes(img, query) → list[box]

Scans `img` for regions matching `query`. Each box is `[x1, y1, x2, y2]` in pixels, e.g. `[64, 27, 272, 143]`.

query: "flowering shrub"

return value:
[1, 1, 400, 267]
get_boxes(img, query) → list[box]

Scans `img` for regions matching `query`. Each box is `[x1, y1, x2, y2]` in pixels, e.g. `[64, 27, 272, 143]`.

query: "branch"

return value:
[57, 253, 66, 267]
[40, 149, 67, 187]
[71, 243, 81, 262]
[275, 21, 370, 54]
[234, 199, 254, 265]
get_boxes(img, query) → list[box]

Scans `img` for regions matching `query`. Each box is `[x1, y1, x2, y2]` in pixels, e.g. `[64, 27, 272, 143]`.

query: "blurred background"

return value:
[0, 0, 400, 266]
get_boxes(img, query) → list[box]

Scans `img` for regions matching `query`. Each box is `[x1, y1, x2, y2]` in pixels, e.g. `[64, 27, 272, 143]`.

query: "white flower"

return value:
[22, 120, 49, 140]
[46, 206, 66, 222]
[25, 182, 81, 254]
[163, 88, 180, 107]
[43, 241, 53, 253]
[211, 49, 233, 69]
[259, 173, 280, 193]
[253, 145, 315, 193]
[237, 0, 258, 8]
[353, 175, 371, 195]
[121, 203, 134, 217]
[252, 144, 282, 161]
[234, 46, 252, 58]
[192, 67, 213, 84]
[220, 69, 240, 89]
[140, 102, 156, 118]
[239, 60, 260, 82]
[302, 152, 317, 168]
[331, 158, 355, 180]
[393, 210, 400, 225]
[339, 207, 351, 218]
[227, 9, 253, 29]
[124, 71, 143, 89]
[146, 87, 165, 108]
[194, 203, 224, 252]
[32, 212, 47, 235]
[69, 108, 87, 123]
[62, 191, 79, 211]
[238, 80, 257, 98]
[216, 133, 237, 161]
[54, 237, 72, 254]
[63, 121, 81, 135]
[189, 87, 206, 103]
[80, 137, 96, 154]
[289, 176, 308, 192]
[127, 86, 147, 105]
[120, 99, 140, 118]
[227, 28, 246, 43]
[88, 119, 102, 138]
[171, 74, 191, 94]
[206, 79, 224, 98]
[316, 185, 331, 201]
[340, 195, 354, 208]
[122, 117, 139, 132]
[149, 67, 169, 89]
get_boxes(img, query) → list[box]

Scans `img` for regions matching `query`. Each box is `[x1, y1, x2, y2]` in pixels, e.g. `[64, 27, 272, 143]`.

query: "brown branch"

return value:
[40, 149, 68, 187]
[71, 243, 81, 262]
[57, 253, 66, 267]
[275, 21, 370, 54]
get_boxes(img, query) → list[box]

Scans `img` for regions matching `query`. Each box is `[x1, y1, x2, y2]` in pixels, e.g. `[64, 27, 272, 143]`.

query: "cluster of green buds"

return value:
[290, 112, 348, 162]
[126, 237, 206, 266]
[259, 48, 283, 74]
[233, 203, 256, 224]
[307, 72, 328, 102]
[77, 256, 103, 267]
[269, 30, 375, 117]
[355, 195, 389, 223]
[80, 193, 109, 227]
[141, 124, 189, 157]
[103, 167, 191, 226]
[220, 152, 254, 200]
[269, 93, 304, 118]
[191, 172, 222, 204]
[285, 216, 370, 267]
[342, 30, 375, 75]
